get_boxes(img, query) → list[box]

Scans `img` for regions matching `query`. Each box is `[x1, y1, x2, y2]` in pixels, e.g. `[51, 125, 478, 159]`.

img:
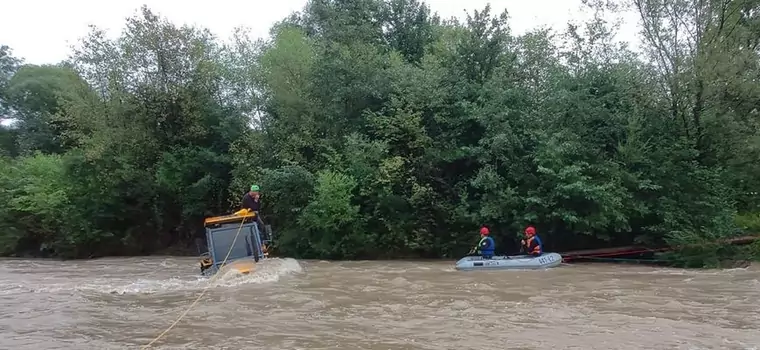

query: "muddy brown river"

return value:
[1, 257, 759, 350]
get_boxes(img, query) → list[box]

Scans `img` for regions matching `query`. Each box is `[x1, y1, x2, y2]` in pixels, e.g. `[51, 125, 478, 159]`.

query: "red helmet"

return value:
[479, 227, 490, 235]
[525, 226, 536, 235]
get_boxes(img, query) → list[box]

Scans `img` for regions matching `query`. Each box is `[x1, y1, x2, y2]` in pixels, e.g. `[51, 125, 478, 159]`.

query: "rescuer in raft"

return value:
[470, 226, 495, 259]
[521, 226, 543, 256]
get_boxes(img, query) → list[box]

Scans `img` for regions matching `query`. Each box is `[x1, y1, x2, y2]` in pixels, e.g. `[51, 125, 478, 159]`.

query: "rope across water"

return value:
[140, 216, 248, 349]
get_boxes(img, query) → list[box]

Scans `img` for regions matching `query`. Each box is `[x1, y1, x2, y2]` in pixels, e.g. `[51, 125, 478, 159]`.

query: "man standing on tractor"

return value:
[242, 184, 262, 214]
[241, 184, 269, 254]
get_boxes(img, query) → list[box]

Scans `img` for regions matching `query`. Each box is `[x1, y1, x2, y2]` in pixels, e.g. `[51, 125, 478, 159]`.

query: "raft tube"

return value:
[455, 252, 563, 271]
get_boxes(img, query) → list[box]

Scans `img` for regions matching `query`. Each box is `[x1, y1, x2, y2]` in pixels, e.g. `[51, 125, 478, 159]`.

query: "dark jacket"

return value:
[241, 193, 261, 212]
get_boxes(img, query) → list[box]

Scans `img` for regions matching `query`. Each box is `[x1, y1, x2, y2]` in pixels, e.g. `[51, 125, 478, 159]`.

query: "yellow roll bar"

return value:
[203, 209, 257, 226]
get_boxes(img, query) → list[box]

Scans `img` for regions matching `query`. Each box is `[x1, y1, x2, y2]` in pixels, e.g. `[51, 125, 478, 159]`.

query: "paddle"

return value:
[503, 245, 525, 258]
[498, 244, 525, 260]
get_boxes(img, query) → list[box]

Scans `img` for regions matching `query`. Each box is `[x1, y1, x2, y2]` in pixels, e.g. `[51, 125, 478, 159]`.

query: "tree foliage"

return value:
[0, 1, 758, 266]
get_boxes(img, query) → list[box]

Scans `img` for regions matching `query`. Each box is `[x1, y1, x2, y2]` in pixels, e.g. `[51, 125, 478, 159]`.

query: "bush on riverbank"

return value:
[0, 1, 758, 266]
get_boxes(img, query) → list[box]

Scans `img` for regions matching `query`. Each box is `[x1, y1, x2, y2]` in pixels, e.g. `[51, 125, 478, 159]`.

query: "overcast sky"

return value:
[1, 0, 643, 65]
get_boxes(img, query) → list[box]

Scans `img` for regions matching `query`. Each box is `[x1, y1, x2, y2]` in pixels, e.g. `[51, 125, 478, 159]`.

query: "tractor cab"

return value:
[198, 210, 273, 276]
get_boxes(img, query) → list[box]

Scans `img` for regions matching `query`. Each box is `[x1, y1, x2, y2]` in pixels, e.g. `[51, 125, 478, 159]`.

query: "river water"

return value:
[1, 257, 759, 350]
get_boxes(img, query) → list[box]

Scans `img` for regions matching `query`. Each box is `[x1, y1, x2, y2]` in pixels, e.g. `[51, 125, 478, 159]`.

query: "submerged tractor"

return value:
[198, 209, 273, 276]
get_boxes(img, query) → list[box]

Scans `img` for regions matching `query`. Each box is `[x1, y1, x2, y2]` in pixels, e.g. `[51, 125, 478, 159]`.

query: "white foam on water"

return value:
[208, 257, 305, 288]
[129, 257, 304, 294]
[4, 258, 304, 295]
[158, 259, 180, 268]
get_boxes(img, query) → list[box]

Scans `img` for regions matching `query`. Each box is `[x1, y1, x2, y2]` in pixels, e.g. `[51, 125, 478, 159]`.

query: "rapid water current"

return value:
[1, 257, 758, 349]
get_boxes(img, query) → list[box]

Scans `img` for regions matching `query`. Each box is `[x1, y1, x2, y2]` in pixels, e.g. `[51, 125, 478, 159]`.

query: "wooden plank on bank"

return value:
[560, 246, 644, 259]
[560, 235, 759, 259]
[726, 235, 759, 245]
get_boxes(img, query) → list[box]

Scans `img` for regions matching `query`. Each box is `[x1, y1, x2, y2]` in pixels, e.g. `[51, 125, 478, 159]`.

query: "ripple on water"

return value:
[1, 258, 759, 350]
[2, 258, 304, 296]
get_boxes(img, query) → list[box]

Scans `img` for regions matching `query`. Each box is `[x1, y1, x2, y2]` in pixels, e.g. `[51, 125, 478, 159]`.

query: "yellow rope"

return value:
[140, 216, 248, 349]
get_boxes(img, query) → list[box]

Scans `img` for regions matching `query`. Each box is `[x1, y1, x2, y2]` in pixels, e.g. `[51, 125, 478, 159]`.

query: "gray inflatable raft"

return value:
[455, 252, 563, 271]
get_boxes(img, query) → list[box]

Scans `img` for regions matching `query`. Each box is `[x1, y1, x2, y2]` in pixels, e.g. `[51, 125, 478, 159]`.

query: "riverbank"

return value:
[6, 237, 759, 270]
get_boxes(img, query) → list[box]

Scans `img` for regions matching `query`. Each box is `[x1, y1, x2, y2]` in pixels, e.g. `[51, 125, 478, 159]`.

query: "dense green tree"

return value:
[5, 64, 98, 154]
[0, 45, 21, 115]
